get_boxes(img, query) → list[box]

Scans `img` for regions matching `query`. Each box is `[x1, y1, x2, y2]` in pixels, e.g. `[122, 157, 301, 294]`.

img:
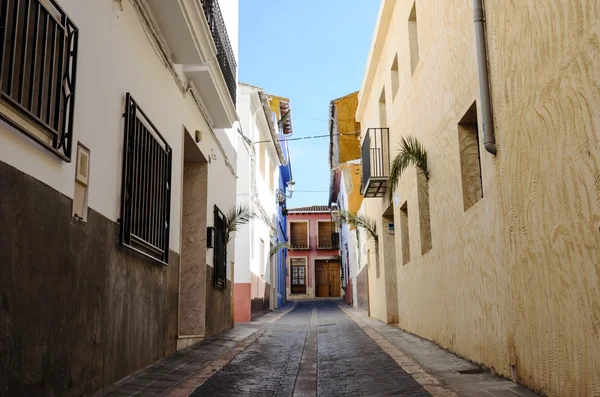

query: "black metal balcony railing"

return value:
[0, 0, 78, 161]
[201, 0, 236, 106]
[361, 128, 390, 198]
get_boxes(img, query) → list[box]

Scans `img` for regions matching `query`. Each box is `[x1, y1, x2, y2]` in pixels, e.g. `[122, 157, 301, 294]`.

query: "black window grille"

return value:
[213, 205, 227, 289]
[0, 0, 78, 161]
[120, 93, 172, 265]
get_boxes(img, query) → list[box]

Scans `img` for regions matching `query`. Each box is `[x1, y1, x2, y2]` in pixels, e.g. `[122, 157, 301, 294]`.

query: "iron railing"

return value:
[0, 0, 78, 161]
[120, 94, 172, 265]
[290, 234, 310, 250]
[361, 128, 390, 197]
[316, 233, 340, 250]
[201, 0, 236, 106]
[213, 205, 227, 289]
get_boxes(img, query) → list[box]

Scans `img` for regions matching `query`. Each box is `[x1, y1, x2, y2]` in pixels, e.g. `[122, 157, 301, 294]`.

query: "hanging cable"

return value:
[253, 131, 360, 145]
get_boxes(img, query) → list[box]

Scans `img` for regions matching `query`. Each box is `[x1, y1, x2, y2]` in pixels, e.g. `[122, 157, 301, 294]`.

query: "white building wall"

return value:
[0, 0, 238, 268]
[236, 84, 281, 285]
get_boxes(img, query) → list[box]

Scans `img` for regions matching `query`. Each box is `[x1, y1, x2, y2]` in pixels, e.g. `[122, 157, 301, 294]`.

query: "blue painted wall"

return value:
[276, 136, 292, 308]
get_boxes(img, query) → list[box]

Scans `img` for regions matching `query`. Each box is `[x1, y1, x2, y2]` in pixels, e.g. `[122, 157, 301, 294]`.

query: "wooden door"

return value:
[316, 262, 329, 297]
[328, 263, 341, 297]
[291, 265, 306, 294]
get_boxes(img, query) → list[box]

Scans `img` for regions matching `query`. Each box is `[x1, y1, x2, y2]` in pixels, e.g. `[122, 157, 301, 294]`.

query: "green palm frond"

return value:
[225, 204, 257, 244]
[269, 242, 292, 258]
[337, 210, 378, 246]
[278, 110, 291, 130]
[387, 135, 429, 201]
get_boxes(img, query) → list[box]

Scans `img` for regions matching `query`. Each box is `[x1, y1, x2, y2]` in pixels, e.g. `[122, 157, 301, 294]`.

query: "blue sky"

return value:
[239, 0, 380, 207]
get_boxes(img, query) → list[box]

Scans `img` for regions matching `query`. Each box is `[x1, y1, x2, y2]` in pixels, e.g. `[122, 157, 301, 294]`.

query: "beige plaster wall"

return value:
[357, 0, 600, 395]
[487, 1, 600, 395]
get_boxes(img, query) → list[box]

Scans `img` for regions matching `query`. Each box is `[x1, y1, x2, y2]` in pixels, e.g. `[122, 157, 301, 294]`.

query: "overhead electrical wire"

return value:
[253, 131, 360, 144]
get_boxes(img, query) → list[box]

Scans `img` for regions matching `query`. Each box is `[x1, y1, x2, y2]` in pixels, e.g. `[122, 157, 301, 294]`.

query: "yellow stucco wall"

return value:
[333, 92, 362, 164]
[357, 1, 600, 396]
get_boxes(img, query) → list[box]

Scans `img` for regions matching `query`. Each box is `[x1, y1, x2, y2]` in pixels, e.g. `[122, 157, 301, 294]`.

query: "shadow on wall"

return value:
[251, 273, 270, 319]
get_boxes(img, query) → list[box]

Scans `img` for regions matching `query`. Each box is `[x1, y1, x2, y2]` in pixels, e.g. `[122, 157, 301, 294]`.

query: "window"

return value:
[290, 221, 309, 249]
[259, 144, 266, 177]
[378, 88, 387, 127]
[458, 102, 483, 211]
[269, 160, 275, 193]
[400, 201, 410, 265]
[408, 1, 420, 75]
[120, 94, 172, 265]
[213, 205, 227, 289]
[317, 220, 333, 249]
[290, 258, 306, 294]
[260, 239, 265, 277]
[390, 54, 399, 100]
[0, 0, 79, 160]
[417, 171, 432, 254]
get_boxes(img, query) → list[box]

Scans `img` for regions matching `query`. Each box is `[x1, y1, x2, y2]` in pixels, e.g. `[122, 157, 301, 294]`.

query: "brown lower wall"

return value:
[250, 273, 270, 319]
[233, 282, 252, 322]
[0, 160, 179, 397]
[356, 265, 369, 312]
[205, 265, 233, 337]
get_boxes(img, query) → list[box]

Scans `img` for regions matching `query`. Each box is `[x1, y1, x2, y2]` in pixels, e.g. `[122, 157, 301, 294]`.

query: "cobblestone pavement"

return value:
[98, 299, 539, 397]
[191, 300, 431, 397]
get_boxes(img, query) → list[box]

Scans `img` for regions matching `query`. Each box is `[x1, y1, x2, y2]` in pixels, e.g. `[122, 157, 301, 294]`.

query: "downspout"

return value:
[473, 0, 497, 155]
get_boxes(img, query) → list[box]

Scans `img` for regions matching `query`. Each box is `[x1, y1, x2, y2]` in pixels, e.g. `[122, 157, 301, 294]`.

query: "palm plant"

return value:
[224, 204, 257, 244]
[336, 210, 378, 248]
[277, 110, 291, 131]
[387, 135, 429, 201]
[269, 242, 292, 258]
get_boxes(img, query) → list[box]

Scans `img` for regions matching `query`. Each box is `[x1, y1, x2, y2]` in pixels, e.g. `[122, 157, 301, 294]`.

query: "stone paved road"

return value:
[191, 300, 431, 397]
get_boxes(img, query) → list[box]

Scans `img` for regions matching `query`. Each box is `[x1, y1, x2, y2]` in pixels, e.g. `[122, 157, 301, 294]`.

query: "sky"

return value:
[239, 0, 380, 208]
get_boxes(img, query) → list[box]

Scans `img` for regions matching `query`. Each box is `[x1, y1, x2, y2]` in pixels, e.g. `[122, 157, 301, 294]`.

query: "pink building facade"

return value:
[286, 206, 341, 300]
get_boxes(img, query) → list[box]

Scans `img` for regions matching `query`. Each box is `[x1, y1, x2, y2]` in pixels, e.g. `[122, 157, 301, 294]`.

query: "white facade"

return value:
[235, 83, 283, 292]
[334, 168, 361, 307]
[0, 0, 239, 271]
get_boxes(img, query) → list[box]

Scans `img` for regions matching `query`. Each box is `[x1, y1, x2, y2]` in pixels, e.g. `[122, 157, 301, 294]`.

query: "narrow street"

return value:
[99, 301, 538, 397]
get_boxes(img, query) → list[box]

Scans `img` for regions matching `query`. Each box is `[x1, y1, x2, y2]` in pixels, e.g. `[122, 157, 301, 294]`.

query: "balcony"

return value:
[361, 128, 390, 198]
[290, 235, 310, 250]
[145, 0, 237, 128]
[315, 233, 340, 250]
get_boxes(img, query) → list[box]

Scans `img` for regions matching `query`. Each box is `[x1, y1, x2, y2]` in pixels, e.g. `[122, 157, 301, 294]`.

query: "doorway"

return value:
[179, 130, 208, 344]
[315, 259, 341, 297]
[291, 258, 307, 294]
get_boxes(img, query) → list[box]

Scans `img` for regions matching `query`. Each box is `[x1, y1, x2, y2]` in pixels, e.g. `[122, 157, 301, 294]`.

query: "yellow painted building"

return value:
[267, 94, 293, 136]
[329, 92, 368, 309]
[357, 1, 600, 396]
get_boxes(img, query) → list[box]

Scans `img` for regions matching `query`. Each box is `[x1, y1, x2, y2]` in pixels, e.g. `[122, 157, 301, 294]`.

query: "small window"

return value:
[290, 221, 309, 249]
[120, 94, 172, 265]
[0, 0, 79, 160]
[269, 160, 275, 193]
[260, 239, 265, 277]
[259, 145, 266, 177]
[417, 172, 432, 254]
[408, 2, 420, 75]
[378, 89, 387, 127]
[213, 205, 227, 289]
[400, 201, 410, 265]
[390, 54, 399, 100]
[458, 102, 483, 211]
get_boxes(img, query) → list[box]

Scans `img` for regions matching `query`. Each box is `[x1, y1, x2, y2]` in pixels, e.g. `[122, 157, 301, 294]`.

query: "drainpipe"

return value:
[473, 0, 497, 155]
